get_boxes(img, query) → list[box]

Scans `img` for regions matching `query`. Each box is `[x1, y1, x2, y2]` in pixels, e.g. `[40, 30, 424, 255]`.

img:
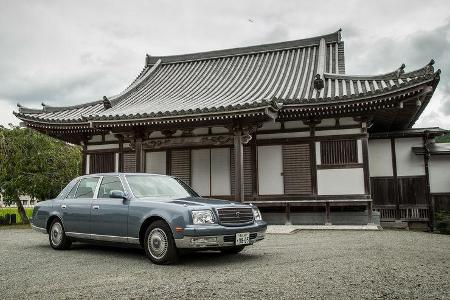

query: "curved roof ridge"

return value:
[323, 60, 436, 80]
[146, 30, 342, 65]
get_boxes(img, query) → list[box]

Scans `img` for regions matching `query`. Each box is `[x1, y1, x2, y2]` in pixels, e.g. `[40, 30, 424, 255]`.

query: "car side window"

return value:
[65, 180, 80, 199]
[98, 176, 124, 198]
[75, 177, 100, 199]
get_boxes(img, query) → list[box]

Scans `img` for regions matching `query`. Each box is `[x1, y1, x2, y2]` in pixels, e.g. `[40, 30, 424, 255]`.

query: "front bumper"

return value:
[174, 221, 267, 249]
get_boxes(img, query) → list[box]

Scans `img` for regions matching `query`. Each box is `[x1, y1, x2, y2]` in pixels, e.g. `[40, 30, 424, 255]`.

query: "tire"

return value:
[144, 220, 178, 265]
[220, 245, 245, 254]
[48, 219, 72, 250]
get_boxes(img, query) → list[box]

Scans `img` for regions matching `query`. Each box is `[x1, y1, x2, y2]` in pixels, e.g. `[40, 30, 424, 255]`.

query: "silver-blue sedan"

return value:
[30, 173, 267, 264]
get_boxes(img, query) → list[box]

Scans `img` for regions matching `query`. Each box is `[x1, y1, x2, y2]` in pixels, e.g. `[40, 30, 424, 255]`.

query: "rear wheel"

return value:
[144, 220, 178, 264]
[48, 219, 72, 250]
[220, 245, 245, 254]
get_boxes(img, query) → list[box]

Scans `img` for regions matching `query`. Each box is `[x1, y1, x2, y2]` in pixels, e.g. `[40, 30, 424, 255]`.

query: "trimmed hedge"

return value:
[436, 211, 450, 234]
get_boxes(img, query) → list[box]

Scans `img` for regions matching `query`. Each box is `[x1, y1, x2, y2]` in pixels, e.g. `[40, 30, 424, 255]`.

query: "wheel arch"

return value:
[46, 214, 64, 233]
[138, 215, 172, 247]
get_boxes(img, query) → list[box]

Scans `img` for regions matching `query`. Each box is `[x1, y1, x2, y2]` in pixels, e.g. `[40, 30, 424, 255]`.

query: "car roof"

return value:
[80, 173, 170, 178]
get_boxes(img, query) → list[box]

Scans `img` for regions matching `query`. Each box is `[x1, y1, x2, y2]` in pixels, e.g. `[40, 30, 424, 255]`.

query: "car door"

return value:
[62, 176, 100, 235]
[90, 175, 129, 242]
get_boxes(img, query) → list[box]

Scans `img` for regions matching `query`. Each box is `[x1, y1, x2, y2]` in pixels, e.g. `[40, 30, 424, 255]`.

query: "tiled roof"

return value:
[14, 29, 440, 127]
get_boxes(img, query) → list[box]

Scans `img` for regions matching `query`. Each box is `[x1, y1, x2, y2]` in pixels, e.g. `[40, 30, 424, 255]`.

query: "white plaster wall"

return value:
[87, 144, 119, 150]
[368, 139, 393, 176]
[191, 149, 211, 196]
[211, 148, 231, 195]
[257, 145, 284, 195]
[315, 128, 362, 136]
[316, 118, 335, 127]
[357, 139, 363, 163]
[256, 131, 310, 139]
[259, 121, 281, 131]
[429, 155, 450, 193]
[317, 168, 365, 195]
[89, 135, 102, 142]
[149, 131, 165, 138]
[104, 134, 118, 142]
[211, 127, 229, 134]
[284, 120, 309, 129]
[192, 127, 209, 135]
[395, 138, 425, 176]
[115, 153, 119, 172]
[339, 117, 360, 126]
[145, 151, 167, 175]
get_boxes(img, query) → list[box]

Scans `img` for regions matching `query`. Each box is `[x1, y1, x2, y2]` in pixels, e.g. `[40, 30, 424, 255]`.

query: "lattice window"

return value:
[320, 140, 358, 165]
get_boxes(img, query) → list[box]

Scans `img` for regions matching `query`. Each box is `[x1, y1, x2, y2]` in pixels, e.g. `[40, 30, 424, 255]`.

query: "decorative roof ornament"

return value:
[102, 96, 112, 109]
[425, 59, 435, 74]
[314, 74, 324, 90]
[396, 63, 406, 77]
[145, 54, 151, 66]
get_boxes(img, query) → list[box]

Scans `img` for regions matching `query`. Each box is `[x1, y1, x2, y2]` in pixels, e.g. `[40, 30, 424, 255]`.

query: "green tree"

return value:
[0, 125, 81, 223]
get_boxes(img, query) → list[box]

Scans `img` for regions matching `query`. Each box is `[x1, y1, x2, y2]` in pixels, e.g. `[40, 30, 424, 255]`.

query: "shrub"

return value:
[435, 211, 450, 234]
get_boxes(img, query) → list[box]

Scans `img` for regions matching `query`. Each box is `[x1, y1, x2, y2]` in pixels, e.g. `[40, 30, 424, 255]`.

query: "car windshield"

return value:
[126, 175, 198, 198]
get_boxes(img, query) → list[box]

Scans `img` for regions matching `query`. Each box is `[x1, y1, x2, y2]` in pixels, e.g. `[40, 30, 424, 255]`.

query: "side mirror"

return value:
[110, 190, 127, 200]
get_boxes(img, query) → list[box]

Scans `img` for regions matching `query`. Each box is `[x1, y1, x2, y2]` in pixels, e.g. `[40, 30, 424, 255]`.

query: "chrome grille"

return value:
[216, 207, 254, 225]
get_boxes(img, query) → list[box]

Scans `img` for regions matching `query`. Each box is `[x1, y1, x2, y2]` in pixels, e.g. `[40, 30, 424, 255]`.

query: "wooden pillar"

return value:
[285, 203, 291, 225]
[251, 132, 258, 197]
[362, 136, 371, 195]
[390, 138, 400, 220]
[423, 132, 434, 231]
[117, 135, 124, 172]
[81, 142, 87, 175]
[367, 201, 373, 224]
[135, 137, 144, 173]
[325, 202, 331, 225]
[233, 131, 245, 202]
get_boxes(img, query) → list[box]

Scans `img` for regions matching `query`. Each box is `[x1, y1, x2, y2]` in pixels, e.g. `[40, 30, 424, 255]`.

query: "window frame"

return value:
[73, 176, 101, 199]
[96, 175, 126, 199]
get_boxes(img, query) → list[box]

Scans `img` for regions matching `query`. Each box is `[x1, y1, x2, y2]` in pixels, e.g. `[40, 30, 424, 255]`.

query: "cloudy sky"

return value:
[1, 0, 449, 128]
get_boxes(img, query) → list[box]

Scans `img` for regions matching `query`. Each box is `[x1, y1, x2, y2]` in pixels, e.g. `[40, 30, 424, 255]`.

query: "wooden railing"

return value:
[374, 205, 430, 222]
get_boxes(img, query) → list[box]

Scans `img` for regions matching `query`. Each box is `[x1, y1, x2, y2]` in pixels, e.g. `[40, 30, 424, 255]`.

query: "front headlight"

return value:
[191, 210, 215, 224]
[252, 207, 262, 221]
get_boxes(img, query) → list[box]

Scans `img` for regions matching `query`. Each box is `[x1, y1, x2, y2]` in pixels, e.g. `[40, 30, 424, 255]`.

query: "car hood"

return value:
[168, 197, 250, 208]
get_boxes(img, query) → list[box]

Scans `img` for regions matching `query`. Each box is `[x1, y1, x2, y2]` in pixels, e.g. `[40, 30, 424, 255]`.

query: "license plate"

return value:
[235, 232, 250, 245]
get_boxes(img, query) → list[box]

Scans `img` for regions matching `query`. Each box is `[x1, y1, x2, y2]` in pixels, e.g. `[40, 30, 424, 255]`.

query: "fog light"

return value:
[190, 237, 218, 246]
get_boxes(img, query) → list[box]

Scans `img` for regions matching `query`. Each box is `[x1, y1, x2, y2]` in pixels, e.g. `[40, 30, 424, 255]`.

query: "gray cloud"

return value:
[1, 0, 450, 129]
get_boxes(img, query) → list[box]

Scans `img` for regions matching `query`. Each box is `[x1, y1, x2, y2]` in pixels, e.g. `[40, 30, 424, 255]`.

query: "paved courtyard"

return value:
[0, 228, 449, 299]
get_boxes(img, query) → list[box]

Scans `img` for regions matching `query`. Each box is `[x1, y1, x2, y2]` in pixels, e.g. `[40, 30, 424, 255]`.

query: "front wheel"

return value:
[144, 220, 179, 264]
[220, 245, 246, 254]
[49, 219, 72, 250]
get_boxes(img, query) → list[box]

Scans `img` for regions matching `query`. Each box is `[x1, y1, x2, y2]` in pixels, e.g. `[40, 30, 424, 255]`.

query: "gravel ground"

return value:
[1, 228, 449, 299]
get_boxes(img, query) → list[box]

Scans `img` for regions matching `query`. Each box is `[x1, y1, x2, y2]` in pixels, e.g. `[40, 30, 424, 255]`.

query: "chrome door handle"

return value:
[61, 205, 66, 209]
[93, 205, 100, 210]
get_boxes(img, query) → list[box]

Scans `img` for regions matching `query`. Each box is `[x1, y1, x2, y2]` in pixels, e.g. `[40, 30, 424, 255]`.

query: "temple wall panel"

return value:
[368, 139, 393, 177]
[395, 138, 425, 176]
[317, 168, 365, 195]
[429, 156, 450, 193]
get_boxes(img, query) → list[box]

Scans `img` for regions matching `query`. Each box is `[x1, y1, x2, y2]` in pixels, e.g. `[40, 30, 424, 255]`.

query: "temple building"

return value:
[14, 30, 449, 228]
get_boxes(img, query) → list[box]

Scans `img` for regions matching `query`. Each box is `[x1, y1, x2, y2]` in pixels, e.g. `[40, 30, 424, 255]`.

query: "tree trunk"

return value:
[14, 197, 29, 224]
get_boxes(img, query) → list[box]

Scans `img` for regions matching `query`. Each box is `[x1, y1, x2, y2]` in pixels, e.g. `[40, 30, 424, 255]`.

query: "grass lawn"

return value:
[0, 207, 33, 224]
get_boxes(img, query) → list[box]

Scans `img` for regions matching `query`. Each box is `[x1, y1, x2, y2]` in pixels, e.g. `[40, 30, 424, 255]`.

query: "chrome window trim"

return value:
[74, 176, 101, 199]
